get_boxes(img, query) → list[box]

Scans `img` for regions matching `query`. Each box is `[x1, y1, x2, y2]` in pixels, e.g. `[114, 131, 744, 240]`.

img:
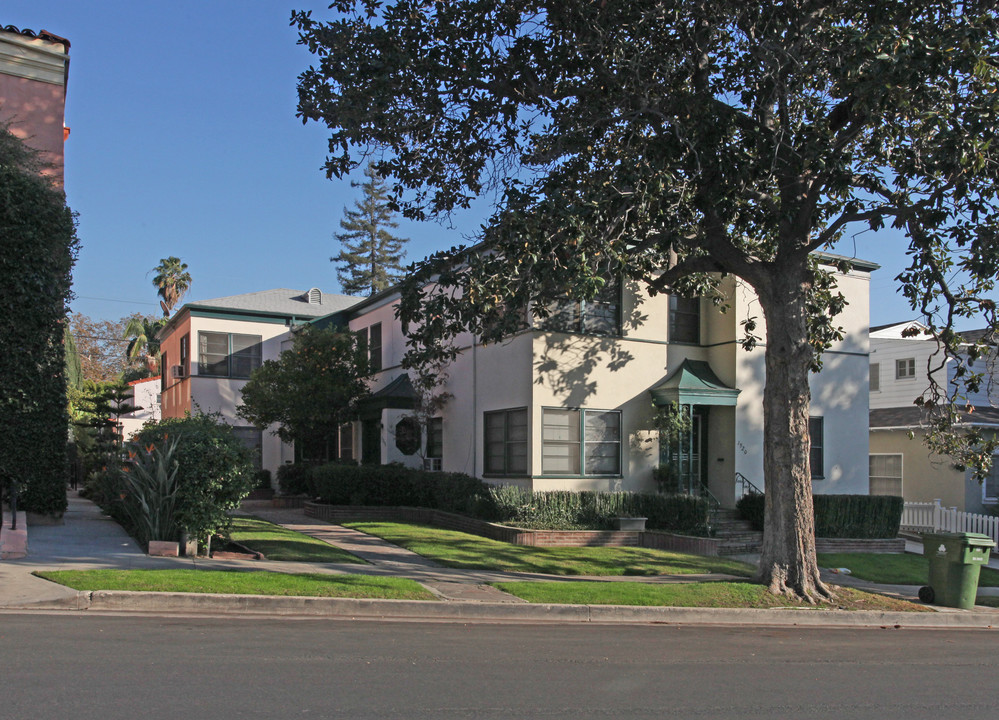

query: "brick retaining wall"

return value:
[304, 503, 713, 550]
[303, 503, 901, 555]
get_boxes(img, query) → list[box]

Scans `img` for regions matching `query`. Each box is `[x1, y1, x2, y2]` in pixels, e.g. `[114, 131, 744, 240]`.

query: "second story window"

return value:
[359, 323, 383, 373]
[669, 295, 700, 344]
[869, 362, 880, 392]
[198, 332, 262, 378]
[896, 358, 916, 380]
[544, 278, 621, 336]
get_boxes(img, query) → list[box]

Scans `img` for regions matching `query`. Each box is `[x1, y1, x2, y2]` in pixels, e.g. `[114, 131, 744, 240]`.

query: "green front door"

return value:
[660, 407, 707, 495]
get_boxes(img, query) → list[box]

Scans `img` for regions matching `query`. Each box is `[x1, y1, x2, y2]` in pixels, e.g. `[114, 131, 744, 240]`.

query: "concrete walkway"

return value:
[1, 491, 998, 627]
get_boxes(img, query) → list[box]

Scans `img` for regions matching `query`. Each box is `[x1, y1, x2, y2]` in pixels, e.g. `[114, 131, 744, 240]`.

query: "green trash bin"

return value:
[918, 532, 995, 609]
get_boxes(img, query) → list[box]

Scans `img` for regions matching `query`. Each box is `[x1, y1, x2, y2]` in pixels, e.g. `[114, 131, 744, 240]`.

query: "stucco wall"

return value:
[187, 315, 295, 477]
[0, 30, 69, 186]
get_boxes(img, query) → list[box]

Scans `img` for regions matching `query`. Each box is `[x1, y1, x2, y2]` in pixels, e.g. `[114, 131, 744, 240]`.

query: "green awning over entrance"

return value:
[650, 359, 740, 407]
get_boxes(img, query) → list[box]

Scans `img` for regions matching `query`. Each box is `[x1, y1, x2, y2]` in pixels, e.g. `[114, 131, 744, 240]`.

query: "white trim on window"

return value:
[869, 453, 903, 496]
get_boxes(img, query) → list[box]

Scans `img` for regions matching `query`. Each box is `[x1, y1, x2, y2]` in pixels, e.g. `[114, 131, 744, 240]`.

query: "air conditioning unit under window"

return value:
[423, 458, 442, 472]
[170, 365, 187, 379]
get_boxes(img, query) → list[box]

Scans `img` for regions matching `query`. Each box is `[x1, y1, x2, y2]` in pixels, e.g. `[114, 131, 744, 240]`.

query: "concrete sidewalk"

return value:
[2, 491, 998, 628]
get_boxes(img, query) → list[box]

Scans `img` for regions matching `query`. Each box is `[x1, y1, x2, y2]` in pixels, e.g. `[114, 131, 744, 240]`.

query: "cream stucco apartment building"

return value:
[869, 321, 999, 513]
[158, 255, 876, 508]
[313, 253, 876, 508]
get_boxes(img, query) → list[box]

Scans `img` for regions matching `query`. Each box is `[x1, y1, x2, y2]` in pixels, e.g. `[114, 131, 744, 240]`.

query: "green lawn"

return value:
[228, 516, 365, 564]
[35, 569, 436, 600]
[493, 580, 931, 611]
[818, 552, 999, 587]
[343, 521, 756, 577]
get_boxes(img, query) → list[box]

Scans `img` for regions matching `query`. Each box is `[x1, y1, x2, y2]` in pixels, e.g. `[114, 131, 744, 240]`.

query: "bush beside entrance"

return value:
[306, 462, 710, 536]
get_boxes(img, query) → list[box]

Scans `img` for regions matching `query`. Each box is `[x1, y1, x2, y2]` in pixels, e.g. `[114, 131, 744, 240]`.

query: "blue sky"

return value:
[4, 2, 982, 330]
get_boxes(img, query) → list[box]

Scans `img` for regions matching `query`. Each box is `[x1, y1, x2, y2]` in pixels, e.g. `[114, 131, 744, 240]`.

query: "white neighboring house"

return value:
[310, 252, 877, 508]
[869, 321, 999, 512]
[115, 376, 162, 441]
[156, 288, 360, 479]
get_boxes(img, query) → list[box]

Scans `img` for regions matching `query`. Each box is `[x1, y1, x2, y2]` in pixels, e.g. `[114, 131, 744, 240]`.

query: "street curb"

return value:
[12, 590, 999, 628]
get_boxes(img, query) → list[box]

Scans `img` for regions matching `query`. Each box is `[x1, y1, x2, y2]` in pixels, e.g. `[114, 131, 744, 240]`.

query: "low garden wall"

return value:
[304, 502, 721, 552]
[304, 502, 904, 555]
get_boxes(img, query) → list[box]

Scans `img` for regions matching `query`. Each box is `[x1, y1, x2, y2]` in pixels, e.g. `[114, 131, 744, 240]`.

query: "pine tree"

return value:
[331, 164, 408, 296]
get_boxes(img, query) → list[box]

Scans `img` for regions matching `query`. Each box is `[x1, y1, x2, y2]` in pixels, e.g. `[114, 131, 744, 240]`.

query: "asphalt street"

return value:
[1, 614, 996, 720]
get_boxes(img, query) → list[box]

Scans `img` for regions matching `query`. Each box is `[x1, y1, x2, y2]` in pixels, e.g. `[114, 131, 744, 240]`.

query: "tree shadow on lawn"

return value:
[360, 525, 754, 577]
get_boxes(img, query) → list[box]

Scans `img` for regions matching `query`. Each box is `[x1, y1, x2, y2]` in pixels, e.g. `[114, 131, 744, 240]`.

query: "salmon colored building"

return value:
[0, 24, 71, 187]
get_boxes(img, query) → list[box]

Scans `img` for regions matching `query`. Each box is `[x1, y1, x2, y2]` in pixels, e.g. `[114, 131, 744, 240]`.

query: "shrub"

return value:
[0, 127, 78, 517]
[812, 494, 904, 539]
[133, 414, 255, 543]
[310, 463, 495, 516]
[276, 463, 314, 495]
[490, 489, 709, 535]
[119, 436, 181, 547]
[254, 469, 273, 490]
[735, 493, 765, 531]
[309, 464, 709, 535]
[736, 493, 904, 538]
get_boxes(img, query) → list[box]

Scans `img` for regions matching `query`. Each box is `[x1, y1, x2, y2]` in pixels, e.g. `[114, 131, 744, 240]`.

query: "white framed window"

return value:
[542, 408, 621, 476]
[358, 323, 383, 373]
[896, 357, 916, 380]
[544, 278, 621, 336]
[870, 362, 880, 392]
[984, 456, 999, 504]
[198, 332, 261, 378]
[869, 454, 903, 496]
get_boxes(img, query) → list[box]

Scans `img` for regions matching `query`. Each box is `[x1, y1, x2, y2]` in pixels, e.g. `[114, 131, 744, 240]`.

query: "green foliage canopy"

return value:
[134, 414, 255, 543]
[237, 325, 370, 454]
[0, 125, 79, 515]
[294, 1, 999, 600]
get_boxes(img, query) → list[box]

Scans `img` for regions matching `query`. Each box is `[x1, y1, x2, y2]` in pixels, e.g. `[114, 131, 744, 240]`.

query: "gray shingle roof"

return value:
[871, 405, 999, 428]
[189, 288, 361, 318]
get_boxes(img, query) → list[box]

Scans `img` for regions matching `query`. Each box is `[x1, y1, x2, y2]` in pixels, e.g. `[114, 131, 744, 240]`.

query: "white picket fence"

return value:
[901, 499, 999, 545]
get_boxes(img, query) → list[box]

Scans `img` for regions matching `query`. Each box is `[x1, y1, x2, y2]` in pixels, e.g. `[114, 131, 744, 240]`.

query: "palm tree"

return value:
[124, 315, 166, 372]
[152, 257, 192, 316]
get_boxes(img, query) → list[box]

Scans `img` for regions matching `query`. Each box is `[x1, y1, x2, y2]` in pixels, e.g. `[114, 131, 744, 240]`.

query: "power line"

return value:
[73, 295, 159, 307]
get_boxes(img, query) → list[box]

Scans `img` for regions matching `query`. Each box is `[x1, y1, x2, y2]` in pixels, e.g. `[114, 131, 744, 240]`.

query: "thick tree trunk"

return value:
[754, 267, 832, 602]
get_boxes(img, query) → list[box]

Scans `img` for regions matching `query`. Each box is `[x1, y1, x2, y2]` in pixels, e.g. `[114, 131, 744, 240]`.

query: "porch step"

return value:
[710, 508, 762, 555]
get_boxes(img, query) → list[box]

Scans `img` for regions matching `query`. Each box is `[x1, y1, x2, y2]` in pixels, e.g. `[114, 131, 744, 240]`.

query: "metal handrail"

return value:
[696, 481, 722, 512]
[734, 471, 763, 498]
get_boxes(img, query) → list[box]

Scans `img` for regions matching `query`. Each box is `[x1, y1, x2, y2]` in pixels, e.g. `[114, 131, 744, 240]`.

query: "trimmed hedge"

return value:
[0, 127, 78, 516]
[276, 462, 315, 496]
[311, 463, 496, 517]
[488, 486, 709, 535]
[736, 493, 904, 539]
[310, 463, 710, 536]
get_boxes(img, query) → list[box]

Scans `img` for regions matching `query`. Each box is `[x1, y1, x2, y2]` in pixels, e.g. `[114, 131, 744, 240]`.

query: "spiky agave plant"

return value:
[120, 435, 181, 546]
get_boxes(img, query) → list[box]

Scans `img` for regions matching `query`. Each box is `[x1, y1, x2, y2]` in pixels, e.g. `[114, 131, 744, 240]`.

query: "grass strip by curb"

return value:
[493, 580, 933, 611]
[229, 516, 365, 564]
[35, 569, 436, 600]
[343, 521, 755, 577]
[818, 552, 999, 587]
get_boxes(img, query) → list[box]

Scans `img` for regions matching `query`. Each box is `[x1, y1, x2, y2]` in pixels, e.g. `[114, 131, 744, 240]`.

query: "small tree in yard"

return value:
[295, 2, 999, 601]
[237, 325, 370, 462]
[133, 414, 255, 545]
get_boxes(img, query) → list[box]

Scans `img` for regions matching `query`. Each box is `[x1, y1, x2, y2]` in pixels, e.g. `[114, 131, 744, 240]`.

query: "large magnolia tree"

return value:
[294, 1, 999, 600]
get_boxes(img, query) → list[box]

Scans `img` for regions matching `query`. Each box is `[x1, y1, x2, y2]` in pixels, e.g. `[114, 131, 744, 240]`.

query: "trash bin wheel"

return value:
[918, 586, 935, 603]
